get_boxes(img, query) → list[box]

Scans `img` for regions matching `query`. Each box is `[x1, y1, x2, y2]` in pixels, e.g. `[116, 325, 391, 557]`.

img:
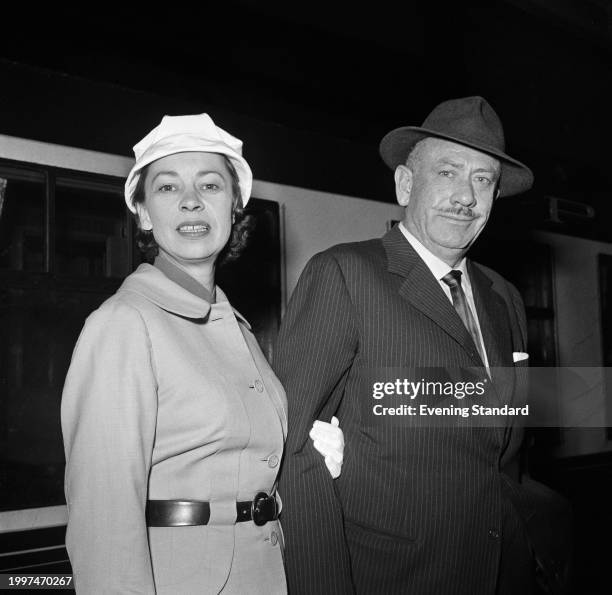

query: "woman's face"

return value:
[136, 152, 234, 266]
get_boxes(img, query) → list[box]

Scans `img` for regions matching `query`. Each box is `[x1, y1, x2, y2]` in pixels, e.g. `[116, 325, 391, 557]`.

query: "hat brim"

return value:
[379, 126, 533, 197]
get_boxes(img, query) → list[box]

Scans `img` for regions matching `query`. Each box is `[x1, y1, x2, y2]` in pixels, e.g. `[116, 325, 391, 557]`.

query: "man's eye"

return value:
[475, 176, 492, 186]
[439, 170, 453, 177]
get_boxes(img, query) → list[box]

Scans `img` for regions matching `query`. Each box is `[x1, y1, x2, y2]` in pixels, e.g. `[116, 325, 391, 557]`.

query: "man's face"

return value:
[396, 137, 501, 265]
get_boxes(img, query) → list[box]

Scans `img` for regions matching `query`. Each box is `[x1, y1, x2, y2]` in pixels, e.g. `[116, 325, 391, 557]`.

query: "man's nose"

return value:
[179, 190, 204, 211]
[450, 179, 476, 207]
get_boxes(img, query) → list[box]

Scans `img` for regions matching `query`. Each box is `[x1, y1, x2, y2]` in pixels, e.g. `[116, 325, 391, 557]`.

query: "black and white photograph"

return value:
[0, 1, 611, 593]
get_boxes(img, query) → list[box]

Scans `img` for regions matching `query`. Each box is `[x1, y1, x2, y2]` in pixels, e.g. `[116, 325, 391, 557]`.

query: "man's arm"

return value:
[275, 251, 359, 595]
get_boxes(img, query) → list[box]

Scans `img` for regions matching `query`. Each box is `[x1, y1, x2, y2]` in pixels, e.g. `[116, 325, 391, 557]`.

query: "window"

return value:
[0, 159, 130, 512]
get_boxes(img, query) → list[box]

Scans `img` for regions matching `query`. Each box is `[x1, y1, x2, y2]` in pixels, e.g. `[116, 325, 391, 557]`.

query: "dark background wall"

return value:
[1, 0, 611, 238]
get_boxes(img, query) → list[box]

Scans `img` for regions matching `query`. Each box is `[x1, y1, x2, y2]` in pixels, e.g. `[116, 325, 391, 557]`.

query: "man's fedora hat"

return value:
[379, 96, 534, 197]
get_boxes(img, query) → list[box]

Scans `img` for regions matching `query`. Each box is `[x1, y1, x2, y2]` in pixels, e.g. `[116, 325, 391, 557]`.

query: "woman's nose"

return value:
[179, 190, 204, 211]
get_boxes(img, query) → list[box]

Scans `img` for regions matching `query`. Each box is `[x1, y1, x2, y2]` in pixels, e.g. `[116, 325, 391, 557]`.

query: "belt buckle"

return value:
[251, 492, 276, 526]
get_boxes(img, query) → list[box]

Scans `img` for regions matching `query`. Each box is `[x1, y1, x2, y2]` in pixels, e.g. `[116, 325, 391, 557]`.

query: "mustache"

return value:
[438, 206, 477, 218]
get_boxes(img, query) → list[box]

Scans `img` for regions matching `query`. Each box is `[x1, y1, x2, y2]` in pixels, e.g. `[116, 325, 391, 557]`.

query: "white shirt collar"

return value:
[397, 223, 487, 369]
[398, 222, 468, 283]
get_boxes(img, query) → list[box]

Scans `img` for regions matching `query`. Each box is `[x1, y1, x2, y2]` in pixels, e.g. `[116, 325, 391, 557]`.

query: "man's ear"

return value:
[494, 168, 502, 200]
[394, 165, 413, 207]
[135, 203, 153, 231]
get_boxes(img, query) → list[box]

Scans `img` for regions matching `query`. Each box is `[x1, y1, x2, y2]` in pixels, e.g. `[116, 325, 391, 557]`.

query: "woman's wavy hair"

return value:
[130, 154, 254, 265]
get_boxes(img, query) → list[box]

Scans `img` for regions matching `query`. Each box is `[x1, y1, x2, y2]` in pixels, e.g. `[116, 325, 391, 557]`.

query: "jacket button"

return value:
[488, 528, 500, 539]
[254, 379, 264, 393]
[270, 531, 278, 546]
[267, 455, 279, 468]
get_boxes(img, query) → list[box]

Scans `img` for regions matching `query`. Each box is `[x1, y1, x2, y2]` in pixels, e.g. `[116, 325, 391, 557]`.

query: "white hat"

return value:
[124, 113, 253, 212]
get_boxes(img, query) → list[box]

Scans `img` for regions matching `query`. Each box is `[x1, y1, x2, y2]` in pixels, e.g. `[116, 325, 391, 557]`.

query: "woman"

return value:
[61, 114, 343, 594]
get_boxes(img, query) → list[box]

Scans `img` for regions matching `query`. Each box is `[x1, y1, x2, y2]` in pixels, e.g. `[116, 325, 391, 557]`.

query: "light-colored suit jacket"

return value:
[62, 264, 288, 594]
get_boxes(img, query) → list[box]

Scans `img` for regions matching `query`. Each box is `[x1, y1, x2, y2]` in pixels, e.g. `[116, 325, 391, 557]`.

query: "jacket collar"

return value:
[469, 262, 513, 369]
[470, 261, 517, 407]
[383, 226, 516, 418]
[154, 253, 216, 304]
[383, 225, 480, 364]
[119, 264, 251, 328]
[382, 225, 513, 370]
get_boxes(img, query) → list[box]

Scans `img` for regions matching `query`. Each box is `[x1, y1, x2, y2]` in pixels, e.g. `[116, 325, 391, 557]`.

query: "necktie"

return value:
[441, 270, 487, 366]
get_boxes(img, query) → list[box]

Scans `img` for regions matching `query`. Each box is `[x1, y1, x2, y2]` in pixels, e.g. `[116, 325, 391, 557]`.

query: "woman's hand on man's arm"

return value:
[309, 416, 344, 479]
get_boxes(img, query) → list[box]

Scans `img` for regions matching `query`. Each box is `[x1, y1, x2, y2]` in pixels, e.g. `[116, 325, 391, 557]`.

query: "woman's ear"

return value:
[135, 202, 153, 231]
[394, 165, 413, 207]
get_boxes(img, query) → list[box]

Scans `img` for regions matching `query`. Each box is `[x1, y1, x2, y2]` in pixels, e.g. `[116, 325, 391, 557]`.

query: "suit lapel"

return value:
[469, 263, 513, 369]
[470, 262, 516, 405]
[383, 226, 482, 366]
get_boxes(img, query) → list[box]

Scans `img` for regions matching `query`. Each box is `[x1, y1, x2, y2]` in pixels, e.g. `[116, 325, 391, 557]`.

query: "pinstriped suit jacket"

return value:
[275, 225, 541, 594]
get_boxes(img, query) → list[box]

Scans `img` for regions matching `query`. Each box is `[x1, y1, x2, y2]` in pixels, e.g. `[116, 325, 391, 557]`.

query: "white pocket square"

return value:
[513, 352, 529, 362]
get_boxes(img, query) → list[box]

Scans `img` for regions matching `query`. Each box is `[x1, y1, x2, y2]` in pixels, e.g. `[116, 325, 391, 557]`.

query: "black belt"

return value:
[146, 492, 278, 527]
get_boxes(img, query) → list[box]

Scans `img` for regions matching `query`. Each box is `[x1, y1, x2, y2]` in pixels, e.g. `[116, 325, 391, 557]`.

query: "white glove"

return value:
[309, 416, 344, 479]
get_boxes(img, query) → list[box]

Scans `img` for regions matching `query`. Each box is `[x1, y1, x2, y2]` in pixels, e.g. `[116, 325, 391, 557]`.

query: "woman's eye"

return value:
[201, 183, 220, 191]
[158, 184, 176, 192]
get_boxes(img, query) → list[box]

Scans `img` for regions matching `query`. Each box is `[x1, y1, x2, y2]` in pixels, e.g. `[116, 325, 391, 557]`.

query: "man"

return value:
[275, 97, 570, 594]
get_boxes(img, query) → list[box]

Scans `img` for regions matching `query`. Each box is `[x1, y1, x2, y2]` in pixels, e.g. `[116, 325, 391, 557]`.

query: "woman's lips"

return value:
[176, 221, 211, 237]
